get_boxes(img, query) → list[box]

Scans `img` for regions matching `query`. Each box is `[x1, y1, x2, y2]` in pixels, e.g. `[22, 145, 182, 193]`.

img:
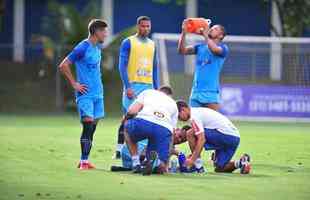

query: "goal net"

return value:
[153, 33, 310, 122]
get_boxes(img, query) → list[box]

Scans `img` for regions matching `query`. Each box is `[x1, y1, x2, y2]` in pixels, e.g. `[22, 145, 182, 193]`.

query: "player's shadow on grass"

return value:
[166, 172, 272, 180]
[102, 168, 272, 179]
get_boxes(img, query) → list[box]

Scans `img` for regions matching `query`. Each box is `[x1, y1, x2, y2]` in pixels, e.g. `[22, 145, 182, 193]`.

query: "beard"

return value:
[139, 30, 150, 38]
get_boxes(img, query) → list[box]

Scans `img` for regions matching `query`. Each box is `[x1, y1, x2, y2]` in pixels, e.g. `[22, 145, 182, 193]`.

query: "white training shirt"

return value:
[190, 107, 240, 137]
[133, 89, 178, 133]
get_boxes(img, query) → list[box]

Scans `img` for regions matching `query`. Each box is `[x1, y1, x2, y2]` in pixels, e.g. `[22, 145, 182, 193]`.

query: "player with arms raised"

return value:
[178, 20, 228, 111]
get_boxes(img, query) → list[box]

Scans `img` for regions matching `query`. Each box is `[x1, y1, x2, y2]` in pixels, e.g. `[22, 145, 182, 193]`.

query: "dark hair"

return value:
[159, 86, 173, 96]
[137, 16, 151, 24]
[88, 19, 108, 35]
[176, 100, 189, 112]
[181, 125, 191, 131]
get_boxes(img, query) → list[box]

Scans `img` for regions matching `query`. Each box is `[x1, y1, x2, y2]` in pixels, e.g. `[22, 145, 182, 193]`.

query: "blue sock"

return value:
[80, 122, 94, 161]
[80, 138, 91, 160]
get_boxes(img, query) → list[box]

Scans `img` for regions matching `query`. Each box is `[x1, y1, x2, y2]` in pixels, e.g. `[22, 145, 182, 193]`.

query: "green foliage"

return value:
[41, 0, 100, 46]
[37, 0, 137, 62]
[264, 0, 310, 36]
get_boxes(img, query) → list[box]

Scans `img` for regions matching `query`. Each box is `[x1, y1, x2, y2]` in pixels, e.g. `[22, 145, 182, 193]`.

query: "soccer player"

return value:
[111, 126, 189, 172]
[124, 87, 178, 174]
[58, 19, 108, 170]
[178, 20, 229, 111]
[114, 16, 159, 159]
[176, 100, 251, 174]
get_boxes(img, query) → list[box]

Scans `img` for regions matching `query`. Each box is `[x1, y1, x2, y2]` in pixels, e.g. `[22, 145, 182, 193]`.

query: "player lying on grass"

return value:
[111, 126, 189, 172]
[123, 86, 178, 174]
[176, 100, 251, 174]
[58, 19, 108, 170]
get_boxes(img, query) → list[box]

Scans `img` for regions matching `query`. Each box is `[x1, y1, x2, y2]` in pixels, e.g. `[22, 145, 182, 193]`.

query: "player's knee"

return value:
[81, 120, 94, 139]
[82, 117, 94, 123]
[205, 103, 220, 111]
[214, 167, 224, 173]
[213, 160, 224, 170]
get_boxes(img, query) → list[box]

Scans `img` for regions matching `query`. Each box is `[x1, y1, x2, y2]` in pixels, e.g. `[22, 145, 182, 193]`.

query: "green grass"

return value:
[0, 115, 310, 200]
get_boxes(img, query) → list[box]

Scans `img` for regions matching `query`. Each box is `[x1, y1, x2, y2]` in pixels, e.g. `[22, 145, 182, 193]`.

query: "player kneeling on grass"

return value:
[176, 100, 251, 174]
[123, 86, 178, 175]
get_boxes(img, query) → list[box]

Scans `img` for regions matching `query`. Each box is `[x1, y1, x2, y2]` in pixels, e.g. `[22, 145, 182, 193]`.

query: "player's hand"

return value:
[73, 82, 88, 94]
[185, 157, 195, 167]
[198, 27, 209, 37]
[126, 88, 135, 99]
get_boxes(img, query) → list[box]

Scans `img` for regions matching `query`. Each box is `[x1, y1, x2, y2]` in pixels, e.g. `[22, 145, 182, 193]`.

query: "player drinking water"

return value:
[178, 20, 228, 111]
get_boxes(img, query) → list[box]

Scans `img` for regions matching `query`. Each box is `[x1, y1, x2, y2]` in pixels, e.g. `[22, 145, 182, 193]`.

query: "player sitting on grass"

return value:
[176, 100, 251, 174]
[123, 86, 178, 175]
[58, 19, 108, 170]
[111, 126, 189, 172]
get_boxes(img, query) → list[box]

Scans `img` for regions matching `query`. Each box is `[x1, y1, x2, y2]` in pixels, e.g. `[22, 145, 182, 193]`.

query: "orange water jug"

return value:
[185, 18, 211, 34]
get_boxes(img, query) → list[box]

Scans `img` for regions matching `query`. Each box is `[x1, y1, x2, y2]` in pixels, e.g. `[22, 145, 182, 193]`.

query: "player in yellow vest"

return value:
[114, 16, 159, 159]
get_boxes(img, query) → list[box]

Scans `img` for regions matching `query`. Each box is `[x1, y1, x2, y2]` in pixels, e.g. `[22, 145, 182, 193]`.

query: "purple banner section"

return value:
[220, 84, 310, 118]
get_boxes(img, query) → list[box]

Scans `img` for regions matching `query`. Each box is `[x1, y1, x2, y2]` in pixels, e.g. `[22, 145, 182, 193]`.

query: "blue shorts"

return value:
[121, 139, 148, 169]
[203, 128, 240, 169]
[125, 118, 172, 163]
[122, 83, 153, 113]
[189, 91, 220, 107]
[77, 97, 104, 120]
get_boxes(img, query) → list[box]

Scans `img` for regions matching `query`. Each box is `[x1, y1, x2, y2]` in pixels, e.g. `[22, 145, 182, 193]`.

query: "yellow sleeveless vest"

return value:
[127, 35, 155, 84]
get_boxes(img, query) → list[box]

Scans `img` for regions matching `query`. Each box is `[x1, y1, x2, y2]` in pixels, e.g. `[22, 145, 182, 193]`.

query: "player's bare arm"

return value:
[201, 28, 224, 55]
[186, 131, 205, 167]
[177, 20, 196, 55]
[58, 58, 88, 94]
[127, 102, 143, 116]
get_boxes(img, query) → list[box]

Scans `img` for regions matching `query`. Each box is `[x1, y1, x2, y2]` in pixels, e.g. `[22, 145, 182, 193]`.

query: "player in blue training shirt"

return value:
[178, 20, 228, 111]
[58, 19, 108, 170]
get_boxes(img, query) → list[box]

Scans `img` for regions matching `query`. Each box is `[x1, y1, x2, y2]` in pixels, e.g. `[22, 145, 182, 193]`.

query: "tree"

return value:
[265, 0, 310, 37]
[264, 0, 310, 86]
[33, 0, 137, 111]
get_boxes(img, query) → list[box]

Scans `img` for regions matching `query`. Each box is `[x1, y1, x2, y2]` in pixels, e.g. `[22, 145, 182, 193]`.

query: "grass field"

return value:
[1, 115, 310, 200]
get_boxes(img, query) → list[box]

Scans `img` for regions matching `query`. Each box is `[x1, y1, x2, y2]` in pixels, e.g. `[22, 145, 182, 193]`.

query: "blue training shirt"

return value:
[192, 43, 228, 93]
[118, 38, 159, 90]
[67, 39, 103, 100]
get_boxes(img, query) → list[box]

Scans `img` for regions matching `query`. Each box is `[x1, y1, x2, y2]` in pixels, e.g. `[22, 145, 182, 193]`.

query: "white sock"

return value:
[116, 144, 123, 152]
[80, 160, 88, 164]
[155, 159, 161, 167]
[234, 160, 241, 168]
[132, 155, 140, 167]
[194, 158, 203, 169]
